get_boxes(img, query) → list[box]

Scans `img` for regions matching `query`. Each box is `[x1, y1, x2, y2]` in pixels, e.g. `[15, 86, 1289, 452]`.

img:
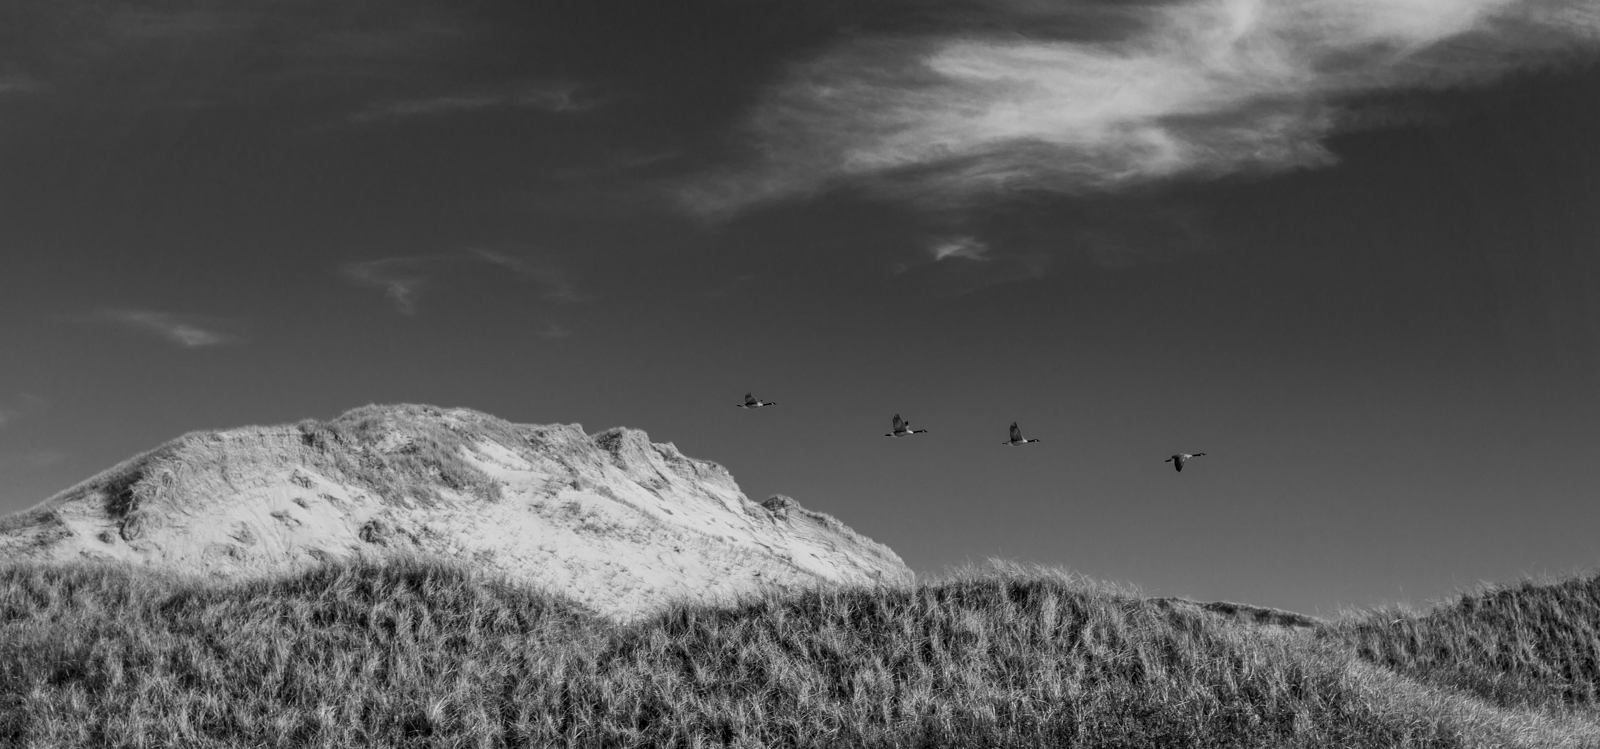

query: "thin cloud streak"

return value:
[683, 0, 1600, 215]
[469, 248, 529, 273]
[534, 321, 572, 340]
[468, 248, 587, 303]
[0, 74, 42, 95]
[899, 246, 1054, 296]
[342, 258, 428, 315]
[349, 81, 598, 123]
[343, 250, 586, 315]
[930, 236, 990, 262]
[103, 310, 237, 347]
[0, 394, 48, 429]
[1, 1, 483, 118]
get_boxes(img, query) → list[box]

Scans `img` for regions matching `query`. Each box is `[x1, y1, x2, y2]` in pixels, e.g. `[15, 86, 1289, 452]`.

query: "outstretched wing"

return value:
[1009, 423, 1022, 442]
[892, 414, 905, 430]
[744, 393, 757, 406]
[1175, 456, 1185, 471]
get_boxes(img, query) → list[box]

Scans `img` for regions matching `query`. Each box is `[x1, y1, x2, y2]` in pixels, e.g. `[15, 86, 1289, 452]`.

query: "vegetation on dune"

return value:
[2, 558, 1598, 748]
[1331, 573, 1600, 715]
[28, 405, 524, 530]
[296, 403, 516, 506]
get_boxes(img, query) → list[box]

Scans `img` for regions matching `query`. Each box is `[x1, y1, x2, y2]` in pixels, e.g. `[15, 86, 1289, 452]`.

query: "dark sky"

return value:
[4, 0, 1600, 616]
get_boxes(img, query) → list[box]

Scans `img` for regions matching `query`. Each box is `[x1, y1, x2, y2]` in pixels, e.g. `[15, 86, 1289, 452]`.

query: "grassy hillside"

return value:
[1331, 574, 1600, 714]
[2, 558, 1597, 748]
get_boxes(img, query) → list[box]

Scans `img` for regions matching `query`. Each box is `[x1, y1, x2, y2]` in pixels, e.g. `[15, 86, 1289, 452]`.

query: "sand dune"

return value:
[0, 404, 910, 621]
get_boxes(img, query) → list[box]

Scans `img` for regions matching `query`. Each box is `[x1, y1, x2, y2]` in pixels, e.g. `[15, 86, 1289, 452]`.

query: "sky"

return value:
[3, 0, 1600, 617]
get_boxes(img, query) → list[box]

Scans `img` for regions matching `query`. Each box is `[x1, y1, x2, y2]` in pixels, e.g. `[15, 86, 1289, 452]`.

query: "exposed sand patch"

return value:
[0, 404, 910, 621]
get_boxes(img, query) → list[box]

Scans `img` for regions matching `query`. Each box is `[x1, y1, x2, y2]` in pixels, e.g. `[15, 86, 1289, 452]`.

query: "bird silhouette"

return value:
[885, 414, 929, 437]
[1165, 453, 1206, 471]
[1003, 422, 1041, 446]
[737, 392, 775, 409]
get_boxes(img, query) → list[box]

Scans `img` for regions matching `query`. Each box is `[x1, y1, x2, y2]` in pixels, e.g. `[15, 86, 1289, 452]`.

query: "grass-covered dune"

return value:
[3, 558, 1598, 748]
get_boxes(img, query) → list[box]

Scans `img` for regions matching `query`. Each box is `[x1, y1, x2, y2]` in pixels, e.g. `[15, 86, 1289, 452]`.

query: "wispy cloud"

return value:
[533, 321, 572, 339]
[349, 81, 599, 124]
[930, 236, 990, 262]
[895, 242, 1053, 295]
[102, 310, 237, 347]
[468, 248, 586, 302]
[2, 1, 485, 119]
[682, 0, 1600, 215]
[342, 257, 429, 314]
[343, 249, 585, 314]
[0, 394, 47, 429]
[0, 73, 42, 95]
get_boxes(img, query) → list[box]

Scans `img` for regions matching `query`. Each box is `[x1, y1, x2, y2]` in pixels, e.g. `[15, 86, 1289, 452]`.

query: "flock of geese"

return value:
[740, 392, 1205, 472]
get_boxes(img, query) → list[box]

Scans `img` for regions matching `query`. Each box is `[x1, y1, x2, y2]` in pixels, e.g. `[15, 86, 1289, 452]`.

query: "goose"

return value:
[1003, 422, 1041, 446]
[737, 392, 775, 409]
[1165, 453, 1206, 472]
[884, 414, 928, 437]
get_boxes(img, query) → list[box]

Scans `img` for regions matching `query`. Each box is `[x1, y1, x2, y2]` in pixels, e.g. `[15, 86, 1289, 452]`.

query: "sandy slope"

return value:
[0, 404, 910, 621]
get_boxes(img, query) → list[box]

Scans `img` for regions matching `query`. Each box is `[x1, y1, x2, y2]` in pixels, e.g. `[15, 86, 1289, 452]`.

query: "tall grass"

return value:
[1331, 573, 1600, 714]
[2, 558, 1597, 748]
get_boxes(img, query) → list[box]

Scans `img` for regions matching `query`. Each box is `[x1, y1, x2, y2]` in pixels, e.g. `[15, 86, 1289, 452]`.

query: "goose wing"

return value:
[744, 393, 758, 406]
[1009, 423, 1022, 442]
[892, 414, 905, 431]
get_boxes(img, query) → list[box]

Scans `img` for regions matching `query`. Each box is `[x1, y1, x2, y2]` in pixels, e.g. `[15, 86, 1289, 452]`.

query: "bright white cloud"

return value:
[683, 0, 1600, 215]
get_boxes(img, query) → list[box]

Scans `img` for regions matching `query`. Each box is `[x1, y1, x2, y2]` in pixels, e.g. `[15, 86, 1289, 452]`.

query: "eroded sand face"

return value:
[0, 405, 911, 621]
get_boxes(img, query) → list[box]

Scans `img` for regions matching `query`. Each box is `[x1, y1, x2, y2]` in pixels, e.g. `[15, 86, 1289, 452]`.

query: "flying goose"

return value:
[884, 414, 928, 437]
[1165, 453, 1206, 471]
[737, 392, 775, 409]
[1003, 422, 1041, 446]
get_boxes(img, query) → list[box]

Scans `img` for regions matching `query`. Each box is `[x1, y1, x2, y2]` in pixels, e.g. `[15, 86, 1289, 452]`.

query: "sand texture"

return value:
[0, 404, 911, 621]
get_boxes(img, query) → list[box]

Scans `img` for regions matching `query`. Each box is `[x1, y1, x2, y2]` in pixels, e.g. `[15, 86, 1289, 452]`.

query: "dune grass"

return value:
[297, 404, 509, 507]
[1330, 573, 1600, 715]
[19, 404, 518, 545]
[2, 558, 1597, 748]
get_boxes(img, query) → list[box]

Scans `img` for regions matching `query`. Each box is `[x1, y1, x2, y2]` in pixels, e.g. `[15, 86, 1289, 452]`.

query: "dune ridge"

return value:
[0, 403, 910, 621]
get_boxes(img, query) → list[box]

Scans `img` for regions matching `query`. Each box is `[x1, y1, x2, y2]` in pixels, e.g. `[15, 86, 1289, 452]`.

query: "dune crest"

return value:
[0, 404, 910, 620]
